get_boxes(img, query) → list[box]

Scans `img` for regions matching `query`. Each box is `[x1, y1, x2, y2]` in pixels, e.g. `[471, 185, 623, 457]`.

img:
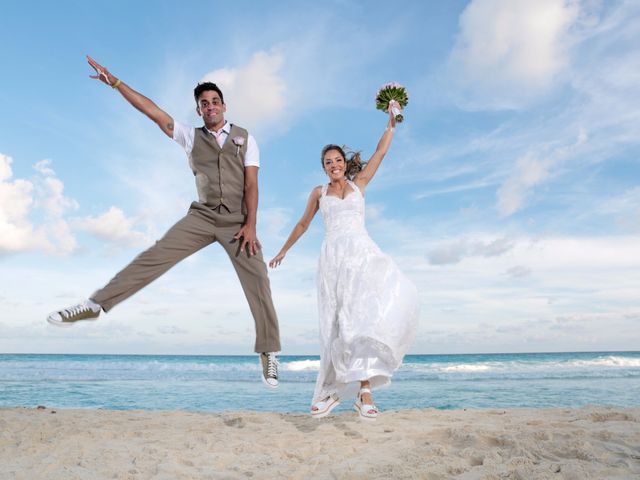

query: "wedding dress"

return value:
[312, 180, 419, 404]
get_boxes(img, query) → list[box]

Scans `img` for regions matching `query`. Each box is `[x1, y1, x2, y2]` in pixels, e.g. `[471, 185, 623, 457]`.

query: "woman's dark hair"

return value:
[194, 82, 224, 104]
[320, 144, 366, 180]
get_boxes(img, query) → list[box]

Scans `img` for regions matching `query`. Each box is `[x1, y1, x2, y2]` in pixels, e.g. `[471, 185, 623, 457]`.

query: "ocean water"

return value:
[0, 351, 638, 413]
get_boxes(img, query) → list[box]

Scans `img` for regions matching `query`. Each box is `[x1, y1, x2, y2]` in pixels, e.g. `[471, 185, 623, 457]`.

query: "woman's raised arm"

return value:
[353, 100, 400, 190]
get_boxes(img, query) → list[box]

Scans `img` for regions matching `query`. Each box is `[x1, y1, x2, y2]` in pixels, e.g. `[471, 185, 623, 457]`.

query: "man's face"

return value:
[196, 90, 226, 126]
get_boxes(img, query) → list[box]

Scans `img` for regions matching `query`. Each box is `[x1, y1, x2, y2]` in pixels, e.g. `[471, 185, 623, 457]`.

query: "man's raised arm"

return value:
[87, 55, 174, 138]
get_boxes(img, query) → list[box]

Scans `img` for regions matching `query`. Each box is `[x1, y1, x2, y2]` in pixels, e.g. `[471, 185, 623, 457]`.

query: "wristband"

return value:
[112, 78, 121, 89]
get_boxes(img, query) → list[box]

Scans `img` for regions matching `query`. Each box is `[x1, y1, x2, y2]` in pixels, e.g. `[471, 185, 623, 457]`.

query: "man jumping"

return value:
[47, 56, 281, 388]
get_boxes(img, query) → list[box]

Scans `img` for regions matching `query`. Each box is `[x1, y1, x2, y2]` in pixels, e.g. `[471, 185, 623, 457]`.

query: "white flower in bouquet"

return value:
[375, 82, 409, 123]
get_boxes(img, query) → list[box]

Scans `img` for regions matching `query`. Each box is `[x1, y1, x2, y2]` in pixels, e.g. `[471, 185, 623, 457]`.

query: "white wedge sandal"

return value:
[353, 387, 379, 420]
[311, 394, 340, 418]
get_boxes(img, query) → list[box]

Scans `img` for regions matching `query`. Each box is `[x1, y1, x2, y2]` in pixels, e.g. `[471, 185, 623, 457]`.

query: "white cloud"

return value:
[495, 152, 550, 217]
[75, 206, 151, 249]
[395, 2, 638, 229]
[427, 236, 515, 265]
[34, 160, 78, 217]
[496, 129, 587, 216]
[0, 154, 77, 255]
[4, 220, 640, 354]
[505, 265, 532, 278]
[592, 186, 640, 231]
[157, 325, 188, 335]
[201, 50, 287, 138]
[193, 18, 395, 139]
[412, 231, 640, 352]
[449, 0, 580, 109]
[33, 159, 79, 254]
[0, 153, 41, 253]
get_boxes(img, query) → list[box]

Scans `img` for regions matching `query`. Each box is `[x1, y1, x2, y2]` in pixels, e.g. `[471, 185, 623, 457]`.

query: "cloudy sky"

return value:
[1, 0, 639, 355]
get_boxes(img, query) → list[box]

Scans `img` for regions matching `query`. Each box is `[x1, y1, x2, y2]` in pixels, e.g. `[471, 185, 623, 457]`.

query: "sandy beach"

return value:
[1, 406, 638, 479]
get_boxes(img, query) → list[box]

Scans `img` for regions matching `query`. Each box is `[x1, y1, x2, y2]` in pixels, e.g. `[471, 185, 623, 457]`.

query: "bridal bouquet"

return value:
[375, 82, 408, 123]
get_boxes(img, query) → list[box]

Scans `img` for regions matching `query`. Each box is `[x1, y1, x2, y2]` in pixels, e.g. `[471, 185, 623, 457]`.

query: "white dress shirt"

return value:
[173, 120, 260, 168]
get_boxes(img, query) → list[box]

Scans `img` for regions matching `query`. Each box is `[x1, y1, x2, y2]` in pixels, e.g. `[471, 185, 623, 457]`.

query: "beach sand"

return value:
[1, 406, 638, 479]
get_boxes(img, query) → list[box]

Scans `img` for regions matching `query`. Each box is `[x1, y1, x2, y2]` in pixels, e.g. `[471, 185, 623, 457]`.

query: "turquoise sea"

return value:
[0, 351, 638, 412]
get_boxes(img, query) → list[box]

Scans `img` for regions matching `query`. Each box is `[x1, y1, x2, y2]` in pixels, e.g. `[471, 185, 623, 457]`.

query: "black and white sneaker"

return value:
[46, 300, 101, 326]
[260, 352, 279, 388]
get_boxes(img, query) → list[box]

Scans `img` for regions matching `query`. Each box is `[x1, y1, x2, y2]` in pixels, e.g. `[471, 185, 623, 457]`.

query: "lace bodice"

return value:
[319, 180, 366, 237]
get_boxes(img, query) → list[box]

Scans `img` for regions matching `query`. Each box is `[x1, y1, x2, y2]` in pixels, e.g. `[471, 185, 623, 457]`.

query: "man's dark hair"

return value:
[194, 82, 224, 104]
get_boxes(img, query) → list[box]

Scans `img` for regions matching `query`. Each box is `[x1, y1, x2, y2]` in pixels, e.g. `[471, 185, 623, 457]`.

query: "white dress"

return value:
[312, 180, 420, 404]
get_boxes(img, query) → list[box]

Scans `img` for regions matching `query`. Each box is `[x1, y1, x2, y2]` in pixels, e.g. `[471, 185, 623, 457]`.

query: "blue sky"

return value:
[1, 0, 639, 355]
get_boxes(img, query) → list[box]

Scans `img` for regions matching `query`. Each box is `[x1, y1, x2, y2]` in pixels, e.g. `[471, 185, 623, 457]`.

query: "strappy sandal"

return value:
[353, 387, 378, 420]
[310, 394, 340, 418]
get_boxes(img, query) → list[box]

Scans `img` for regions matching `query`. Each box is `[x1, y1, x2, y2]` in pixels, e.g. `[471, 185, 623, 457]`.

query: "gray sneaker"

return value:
[47, 300, 101, 326]
[260, 352, 279, 388]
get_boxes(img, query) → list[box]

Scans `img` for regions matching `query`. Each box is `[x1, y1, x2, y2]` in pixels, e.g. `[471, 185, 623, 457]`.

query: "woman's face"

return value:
[323, 149, 346, 180]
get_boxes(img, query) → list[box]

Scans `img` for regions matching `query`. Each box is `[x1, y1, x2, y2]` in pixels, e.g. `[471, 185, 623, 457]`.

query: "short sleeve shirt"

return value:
[172, 120, 260, 167]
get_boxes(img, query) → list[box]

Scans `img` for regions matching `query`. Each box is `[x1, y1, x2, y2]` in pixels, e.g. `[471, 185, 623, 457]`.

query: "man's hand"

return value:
[87, 55, 116, 86]
[86, 55, 174, 138]
[234, 224, 261, 256]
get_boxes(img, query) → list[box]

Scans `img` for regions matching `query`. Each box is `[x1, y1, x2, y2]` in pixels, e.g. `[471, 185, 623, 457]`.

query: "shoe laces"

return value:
[266, 353, 279, 378]
[62, 303, 91, 318]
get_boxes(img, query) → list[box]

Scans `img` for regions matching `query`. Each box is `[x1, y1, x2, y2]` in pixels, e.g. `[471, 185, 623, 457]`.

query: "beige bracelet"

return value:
[385, 127, 395, 132]
[111, 78, 122, 89]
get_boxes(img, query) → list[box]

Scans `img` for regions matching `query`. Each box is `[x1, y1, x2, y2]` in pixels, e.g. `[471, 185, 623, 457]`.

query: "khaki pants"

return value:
[91, 202, 281, 353]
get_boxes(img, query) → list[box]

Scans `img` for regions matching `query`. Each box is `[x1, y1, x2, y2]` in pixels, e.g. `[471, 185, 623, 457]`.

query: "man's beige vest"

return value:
[189, 124, 249, 214]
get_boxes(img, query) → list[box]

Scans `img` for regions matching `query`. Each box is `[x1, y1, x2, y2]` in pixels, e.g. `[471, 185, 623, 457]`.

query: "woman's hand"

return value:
[388, 99, 400, 128]
[269, 252, 286, 268]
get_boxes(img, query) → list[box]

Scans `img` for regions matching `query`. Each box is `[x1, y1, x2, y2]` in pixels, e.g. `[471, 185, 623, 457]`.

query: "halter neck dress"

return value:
[313, 179, 419, 404]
